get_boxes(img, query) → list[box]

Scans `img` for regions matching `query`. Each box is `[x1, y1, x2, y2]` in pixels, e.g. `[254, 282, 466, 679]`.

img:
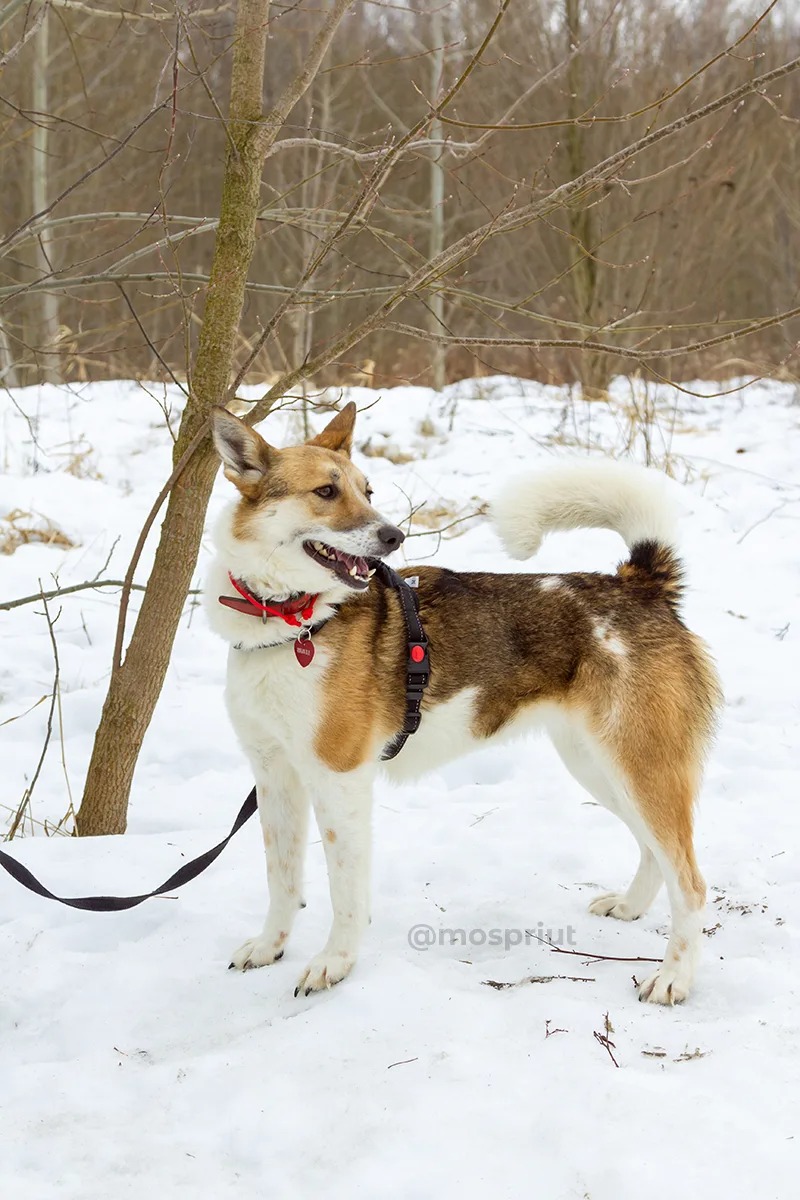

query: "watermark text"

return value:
[407, 923, 577, 952]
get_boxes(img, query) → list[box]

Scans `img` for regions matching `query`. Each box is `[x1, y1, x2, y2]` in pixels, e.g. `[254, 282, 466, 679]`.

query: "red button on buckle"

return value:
[410, 645, 425, 663]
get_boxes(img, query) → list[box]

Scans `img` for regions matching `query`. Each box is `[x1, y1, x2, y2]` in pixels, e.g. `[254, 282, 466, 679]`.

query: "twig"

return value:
[593, 1012, 620, 1068]
[1, 579, 202, 612]
[45, 591, 75, 834]
[111, 423, 210, 672]
[736, 499, 791, 545]
[6, 587, 60, 840]
[529, 932, 661, 964]
[483, 974, 596, 989]
[0, 695, 48, 726]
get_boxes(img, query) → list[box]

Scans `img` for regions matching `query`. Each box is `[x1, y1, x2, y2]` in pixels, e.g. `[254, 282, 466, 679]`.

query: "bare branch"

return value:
[1, 578, 202, 613]
[384, 303, 800, 362]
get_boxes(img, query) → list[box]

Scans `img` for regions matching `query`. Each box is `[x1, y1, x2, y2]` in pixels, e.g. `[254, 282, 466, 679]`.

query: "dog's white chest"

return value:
[225, 641, 328, 767]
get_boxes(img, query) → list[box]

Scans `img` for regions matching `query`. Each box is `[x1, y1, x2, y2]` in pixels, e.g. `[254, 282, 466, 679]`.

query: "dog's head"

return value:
[211, 402, 404, 599]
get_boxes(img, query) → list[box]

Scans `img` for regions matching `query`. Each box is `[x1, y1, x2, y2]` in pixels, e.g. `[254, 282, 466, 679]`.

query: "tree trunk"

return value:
[564, 0, 609, 398]
[428, 5, 446, 391]
[76, 0, 272, 835]
[32, 8, 59, 383]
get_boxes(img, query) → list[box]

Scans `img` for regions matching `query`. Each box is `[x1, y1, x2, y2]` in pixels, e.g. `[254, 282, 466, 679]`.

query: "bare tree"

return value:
[2, 0, 799, 834]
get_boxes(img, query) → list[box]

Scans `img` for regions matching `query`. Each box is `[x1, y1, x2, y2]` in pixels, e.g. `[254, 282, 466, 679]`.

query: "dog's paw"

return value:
[638, 967, 691, 1006]
[229, 935, 286, 971]
[294, 949, 355, 997]
[588, 892, 644, 921]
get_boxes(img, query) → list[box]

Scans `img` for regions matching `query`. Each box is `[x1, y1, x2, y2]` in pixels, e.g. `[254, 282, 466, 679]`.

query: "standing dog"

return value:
[205, 402, 721, 1003]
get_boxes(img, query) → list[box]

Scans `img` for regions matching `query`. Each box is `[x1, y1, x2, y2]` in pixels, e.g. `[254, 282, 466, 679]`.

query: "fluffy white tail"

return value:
[491, 459, 679, 560]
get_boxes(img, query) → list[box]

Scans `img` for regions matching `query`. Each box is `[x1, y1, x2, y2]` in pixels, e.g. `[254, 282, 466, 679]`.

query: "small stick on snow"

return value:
[483, 974, 596, 989]
[528, 932, 661, 964]
[593, 1012, 620, 1068]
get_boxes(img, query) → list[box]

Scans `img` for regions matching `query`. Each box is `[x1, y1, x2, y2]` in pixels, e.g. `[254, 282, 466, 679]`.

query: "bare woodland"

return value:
[2, 0, 800, 835]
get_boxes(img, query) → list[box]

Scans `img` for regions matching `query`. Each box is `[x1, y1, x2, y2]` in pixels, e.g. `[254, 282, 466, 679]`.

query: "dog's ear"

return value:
[308, 401, 356, 457]
[211, 407, 275, 493]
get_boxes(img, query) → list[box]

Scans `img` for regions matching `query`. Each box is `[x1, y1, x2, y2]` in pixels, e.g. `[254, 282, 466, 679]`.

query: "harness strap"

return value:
[0, 789, 257, 911]
[376, 564, 430, 761]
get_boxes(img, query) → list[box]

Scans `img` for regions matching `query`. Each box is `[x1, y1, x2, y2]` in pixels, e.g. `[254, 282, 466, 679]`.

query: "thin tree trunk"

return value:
[32, 8, 59, 383]
[76, 0, 352, 836]
[564, 0, 608, 397]
[0, 321, 19, 386]
[429, 5, 446, 391]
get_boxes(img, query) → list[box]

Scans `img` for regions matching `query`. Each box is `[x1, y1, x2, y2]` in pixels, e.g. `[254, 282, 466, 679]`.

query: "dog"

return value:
[205, 401, 721, 1004]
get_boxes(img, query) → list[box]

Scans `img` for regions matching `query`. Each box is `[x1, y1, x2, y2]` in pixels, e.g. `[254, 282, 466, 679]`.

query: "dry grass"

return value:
[61, 445, 102, 480]
[408, 500, 459, 530]
[0, 509, 77, 556]
[358, 438, 415, 464]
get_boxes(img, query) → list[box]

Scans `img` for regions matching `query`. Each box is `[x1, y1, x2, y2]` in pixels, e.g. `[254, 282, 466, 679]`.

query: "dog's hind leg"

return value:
[230, 750, 309, 971]
[549, 704, 708, 1005]
[621, 773, 707, 1006]
[545, 712, 663, 921]
[294, 763, 375, 996]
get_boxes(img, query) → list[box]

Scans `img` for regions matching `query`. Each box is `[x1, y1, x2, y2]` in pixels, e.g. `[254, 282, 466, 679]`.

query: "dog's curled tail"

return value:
[490, 459, 684, 608]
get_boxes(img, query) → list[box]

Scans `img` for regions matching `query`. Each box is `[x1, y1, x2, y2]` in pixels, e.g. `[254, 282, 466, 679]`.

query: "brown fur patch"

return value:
[311, 560, 721, 906]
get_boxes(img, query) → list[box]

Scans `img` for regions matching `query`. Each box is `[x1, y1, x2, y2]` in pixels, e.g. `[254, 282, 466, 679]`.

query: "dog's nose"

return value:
[377, 524, 405, 552]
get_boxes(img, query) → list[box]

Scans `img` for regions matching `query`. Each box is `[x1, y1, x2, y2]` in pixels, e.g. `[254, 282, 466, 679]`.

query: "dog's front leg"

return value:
[294, 764, 375, 996]
[230, 752, 309, 971]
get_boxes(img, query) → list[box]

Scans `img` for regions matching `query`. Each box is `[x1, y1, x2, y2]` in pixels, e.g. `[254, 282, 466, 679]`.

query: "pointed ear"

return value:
[211, 407, 275, 493]
[308, 401, 357, 456]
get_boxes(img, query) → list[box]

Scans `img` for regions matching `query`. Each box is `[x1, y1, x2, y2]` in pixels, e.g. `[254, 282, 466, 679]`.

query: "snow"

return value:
[1, 375, 799, 1199]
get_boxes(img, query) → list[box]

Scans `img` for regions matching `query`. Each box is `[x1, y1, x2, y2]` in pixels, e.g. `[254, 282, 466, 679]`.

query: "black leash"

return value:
[0, 789, 257, 911]
[0, 565, 430, 909]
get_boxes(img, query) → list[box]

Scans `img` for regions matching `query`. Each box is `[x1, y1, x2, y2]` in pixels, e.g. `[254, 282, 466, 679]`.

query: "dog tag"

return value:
[294, 637, 315, 668]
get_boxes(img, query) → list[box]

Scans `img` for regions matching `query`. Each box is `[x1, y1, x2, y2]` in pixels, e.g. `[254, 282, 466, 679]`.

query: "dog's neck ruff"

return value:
[220, 572, 318, 628]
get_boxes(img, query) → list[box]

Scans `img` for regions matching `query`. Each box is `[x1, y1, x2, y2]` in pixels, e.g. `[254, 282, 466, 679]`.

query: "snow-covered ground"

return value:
[1, 376, 798, 1199]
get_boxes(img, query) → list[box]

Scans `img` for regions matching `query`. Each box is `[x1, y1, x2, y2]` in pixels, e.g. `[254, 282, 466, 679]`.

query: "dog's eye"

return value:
[313, 484, 338, 500]
[365, 487, 374, 503]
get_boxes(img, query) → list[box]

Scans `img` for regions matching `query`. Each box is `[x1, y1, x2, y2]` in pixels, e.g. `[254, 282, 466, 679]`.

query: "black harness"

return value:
[374, 563, 430, 761]
[0, 564, 430, 911]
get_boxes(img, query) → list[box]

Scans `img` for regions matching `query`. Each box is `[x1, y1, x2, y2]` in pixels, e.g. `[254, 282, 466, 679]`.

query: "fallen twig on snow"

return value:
[593, 1012, 620, 1068]
[483, 973, 595, 989]
[528, 931, 661, 964]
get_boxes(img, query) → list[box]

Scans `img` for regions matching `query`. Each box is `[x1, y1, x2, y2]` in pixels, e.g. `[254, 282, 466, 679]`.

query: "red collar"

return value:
[219, 573, 318, 628]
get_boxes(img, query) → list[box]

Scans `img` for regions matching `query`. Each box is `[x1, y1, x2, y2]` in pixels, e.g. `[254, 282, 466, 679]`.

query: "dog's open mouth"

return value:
[303, 540, 375, 590]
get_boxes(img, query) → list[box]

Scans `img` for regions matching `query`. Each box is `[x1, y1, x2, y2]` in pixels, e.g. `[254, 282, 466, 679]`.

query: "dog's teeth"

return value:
[349, 565, 358, 577]
[367, 568, 376, 578]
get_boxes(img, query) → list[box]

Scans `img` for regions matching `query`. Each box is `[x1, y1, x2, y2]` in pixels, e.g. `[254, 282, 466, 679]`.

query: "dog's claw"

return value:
[229, 935, 288, 971]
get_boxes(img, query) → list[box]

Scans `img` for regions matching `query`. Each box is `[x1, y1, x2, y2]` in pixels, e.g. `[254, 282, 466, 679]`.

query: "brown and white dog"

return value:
[205, 402, 721, 1004]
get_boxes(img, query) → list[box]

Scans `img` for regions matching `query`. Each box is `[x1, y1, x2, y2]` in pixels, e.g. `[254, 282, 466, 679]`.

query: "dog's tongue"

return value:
[335, 550, 369, 576]
[331, 549, 369, 576]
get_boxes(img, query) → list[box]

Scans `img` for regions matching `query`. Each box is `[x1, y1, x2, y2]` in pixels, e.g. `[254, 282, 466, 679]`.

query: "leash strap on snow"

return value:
[0, 788, 258, 911]
[376, 563, 430, 762]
